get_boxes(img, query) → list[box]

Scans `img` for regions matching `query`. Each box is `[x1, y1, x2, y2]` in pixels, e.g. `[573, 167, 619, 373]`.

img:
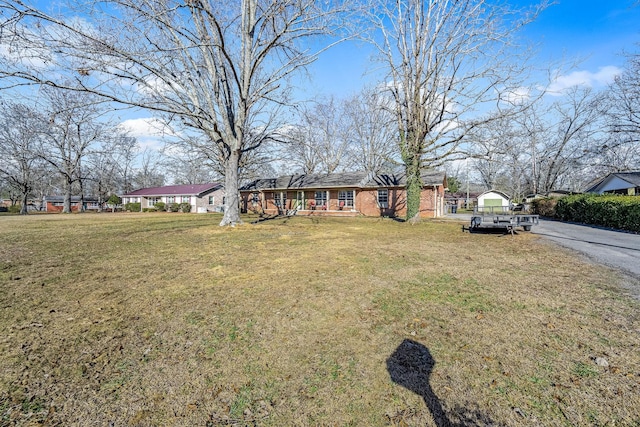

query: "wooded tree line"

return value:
[0, 1, 637, 221]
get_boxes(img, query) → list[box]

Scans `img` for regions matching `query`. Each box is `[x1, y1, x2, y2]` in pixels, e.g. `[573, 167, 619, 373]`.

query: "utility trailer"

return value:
[466, 206, 539, 234]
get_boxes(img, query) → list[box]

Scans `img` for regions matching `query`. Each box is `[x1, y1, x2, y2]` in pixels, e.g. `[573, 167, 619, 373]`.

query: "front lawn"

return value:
[0, 213, 638, 426]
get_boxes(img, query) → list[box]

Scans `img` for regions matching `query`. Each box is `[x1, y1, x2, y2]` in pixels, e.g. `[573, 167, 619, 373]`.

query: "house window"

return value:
[314, 191, 327, 208]
[53, 202, 64, 207]
[208, 196, 215, 205]
[274, 191, 287, 207]
[166, 196, 175, 204]
[148, 197, 160, 206]
[377, 189, 389, 208]
[181, 195, 190, 203]
[338, 190, 354, 208]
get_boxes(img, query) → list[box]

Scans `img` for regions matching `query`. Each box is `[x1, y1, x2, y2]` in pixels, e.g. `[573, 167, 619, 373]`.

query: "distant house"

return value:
[584, 172, 640, 195]
[239, 171, 447, 218]
[121, 183, 225, 213]
[43, 196, 102, 212]
[476, 190, 511, 213]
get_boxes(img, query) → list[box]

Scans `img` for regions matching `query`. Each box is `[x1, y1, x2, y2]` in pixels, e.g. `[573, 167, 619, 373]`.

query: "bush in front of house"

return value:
[179, 202, 191, 213]
[154, 201, 165, 211]
[124, 202, 141, 212]
[166, 202, 180, 212]
[7, 205, 21, 214]
[531, 198, 558, 217]
[554, 194, 640, 232]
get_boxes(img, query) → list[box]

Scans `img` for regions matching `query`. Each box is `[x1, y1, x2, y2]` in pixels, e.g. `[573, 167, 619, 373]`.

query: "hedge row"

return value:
[124, 202, 192, 213]
[533, 194, 640, 232]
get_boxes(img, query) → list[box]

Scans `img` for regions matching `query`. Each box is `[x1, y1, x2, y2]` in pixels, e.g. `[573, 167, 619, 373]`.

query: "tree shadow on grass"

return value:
[386, 339, 499, 427]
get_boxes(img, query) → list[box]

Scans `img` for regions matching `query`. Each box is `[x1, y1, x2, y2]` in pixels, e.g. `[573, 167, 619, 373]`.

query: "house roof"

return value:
[478, 190, 511, 200]
[584, 172, 640, 193]
[122, 183, 222, 197]
[240, 171, 446, 191]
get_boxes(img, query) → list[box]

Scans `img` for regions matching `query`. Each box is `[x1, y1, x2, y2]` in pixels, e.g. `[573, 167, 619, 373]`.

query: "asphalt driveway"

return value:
[532, 219, 640, 279]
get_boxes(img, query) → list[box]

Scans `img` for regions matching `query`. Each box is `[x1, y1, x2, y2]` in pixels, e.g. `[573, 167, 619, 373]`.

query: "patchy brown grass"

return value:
[0, 213, 638, 426]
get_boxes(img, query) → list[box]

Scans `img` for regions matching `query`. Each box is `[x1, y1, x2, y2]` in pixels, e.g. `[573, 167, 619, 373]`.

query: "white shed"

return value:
[477, 190, 511, 213]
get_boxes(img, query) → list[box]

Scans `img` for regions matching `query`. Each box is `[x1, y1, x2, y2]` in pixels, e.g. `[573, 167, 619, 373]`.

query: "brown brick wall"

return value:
[241, 186, 444, 218]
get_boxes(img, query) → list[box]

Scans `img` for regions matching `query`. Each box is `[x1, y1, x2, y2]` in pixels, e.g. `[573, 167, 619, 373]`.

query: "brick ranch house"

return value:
[121, 183, 225, 213]
[43, 195, 101, 212]
[239, 171, 447, 218]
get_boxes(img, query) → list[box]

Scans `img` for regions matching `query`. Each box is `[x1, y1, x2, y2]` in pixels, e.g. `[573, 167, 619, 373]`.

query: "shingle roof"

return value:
[122, 183, 221, 197]
[240, 171, 445, 191]
[584, 172, 640, 193]
[614, 172, 640, 187]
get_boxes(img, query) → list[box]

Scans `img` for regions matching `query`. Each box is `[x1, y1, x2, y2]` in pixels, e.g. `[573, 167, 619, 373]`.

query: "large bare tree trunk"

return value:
[220, 149, 241, 226]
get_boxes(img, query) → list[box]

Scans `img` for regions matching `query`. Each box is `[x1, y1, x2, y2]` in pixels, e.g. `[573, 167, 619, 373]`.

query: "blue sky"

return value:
[110, 1, 640, 150]
[303, 0, 640, 99]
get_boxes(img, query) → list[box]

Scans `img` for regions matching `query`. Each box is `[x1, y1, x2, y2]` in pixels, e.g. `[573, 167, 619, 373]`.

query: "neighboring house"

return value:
[239, 171, 447, 218]
[476, 190, 511, 213]
[121, 183, 225, 213]
[44, 196, 101, 212]
[584, 172, 640, 195]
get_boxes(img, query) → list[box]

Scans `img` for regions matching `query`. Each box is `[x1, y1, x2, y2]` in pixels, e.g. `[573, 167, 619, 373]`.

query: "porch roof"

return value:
[240, 171, 445, 192]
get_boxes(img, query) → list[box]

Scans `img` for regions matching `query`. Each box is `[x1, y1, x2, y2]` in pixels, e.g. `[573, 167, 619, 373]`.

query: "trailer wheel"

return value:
[523, 225, 531, 231]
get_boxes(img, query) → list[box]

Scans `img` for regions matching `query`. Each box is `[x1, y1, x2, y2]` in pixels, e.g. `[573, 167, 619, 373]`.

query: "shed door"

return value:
[483, 198, 503, 207]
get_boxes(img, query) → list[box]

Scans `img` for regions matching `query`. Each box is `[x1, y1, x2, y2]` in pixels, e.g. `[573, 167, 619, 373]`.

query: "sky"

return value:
[303, 0, 640, 98]
[112, 1, 640, 151]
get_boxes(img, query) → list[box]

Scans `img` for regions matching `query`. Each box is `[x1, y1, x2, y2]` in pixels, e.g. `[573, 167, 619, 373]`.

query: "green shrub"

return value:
[167, 202, 180, 212]
[8, 204, 21, 214]
[124, 202, 141, 212]
[555, 194, 640, 232]
[179, 202, 191, 213]
[107, 194, 122, 205]
[154, 201, 166, 211]
[142, 207, 158, 212]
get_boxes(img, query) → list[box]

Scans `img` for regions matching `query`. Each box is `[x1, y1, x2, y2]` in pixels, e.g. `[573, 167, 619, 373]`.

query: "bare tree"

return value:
[284, 97, 352, 174]
[35, 87, 114, 213]
[0, 100, 47, 214]
[601, 53, 640, 172]
[366, 0, 547, 219]
[163, 148, 219, 185]
[132, 149, 165, 190]
[0, 0, 348, 225]
[86, 134, 138, 210]
[344, 88, 399, 174]
[530, 87, 604, 193]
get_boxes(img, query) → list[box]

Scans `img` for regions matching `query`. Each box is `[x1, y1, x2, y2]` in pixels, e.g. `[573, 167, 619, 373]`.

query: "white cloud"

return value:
[120, 117, 175, 137]
[0, 42, 51, 70]
[547, 66, 622, 95]
[119, 117, 178, 151]
[501, 87, 531, 105]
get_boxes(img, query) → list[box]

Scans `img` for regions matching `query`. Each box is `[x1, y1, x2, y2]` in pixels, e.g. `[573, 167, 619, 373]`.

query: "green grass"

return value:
[0, 212, 639, 426]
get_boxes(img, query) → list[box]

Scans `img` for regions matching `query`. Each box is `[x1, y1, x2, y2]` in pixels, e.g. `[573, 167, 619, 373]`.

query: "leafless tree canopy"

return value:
[0, 0, 347, 225]
[365, 0, 548, 218]
[0, 100, 47, 214]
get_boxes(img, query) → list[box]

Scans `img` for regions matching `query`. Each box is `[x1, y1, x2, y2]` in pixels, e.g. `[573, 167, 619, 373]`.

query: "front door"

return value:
[295, 191, 305, 210]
